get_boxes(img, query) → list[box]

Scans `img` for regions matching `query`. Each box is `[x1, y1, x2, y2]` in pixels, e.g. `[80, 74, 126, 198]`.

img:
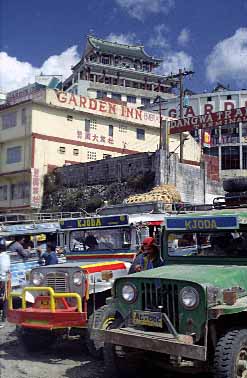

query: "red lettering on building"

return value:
[168, 109, 177, 117]
[108, 102, 117, 115]
[224, 101, 234, 110]
[135, 109, 142, 120]
[79, 96, 87, 108]
[89, 99, 97, 110]
[121, 106, 126, 117]
[184, 106, 195, 117]
[68, 94, 78, 107]
[99, 101, 107, 112]
[56, 91, 67, 103]
[126, 107, 134, 118]
[204, 104, 214, 114]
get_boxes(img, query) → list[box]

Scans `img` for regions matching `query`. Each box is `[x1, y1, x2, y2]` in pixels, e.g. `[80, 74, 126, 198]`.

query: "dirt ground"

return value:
[0, 322, 104, 378]
[0, 322, 211, 378]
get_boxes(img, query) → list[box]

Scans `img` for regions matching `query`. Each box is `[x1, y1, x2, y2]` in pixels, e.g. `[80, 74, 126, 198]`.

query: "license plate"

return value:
[132, 310, 163, 328]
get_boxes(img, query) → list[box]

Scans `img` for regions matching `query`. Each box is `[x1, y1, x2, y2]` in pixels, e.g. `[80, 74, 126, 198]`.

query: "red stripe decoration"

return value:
[82, 262, 127, 274]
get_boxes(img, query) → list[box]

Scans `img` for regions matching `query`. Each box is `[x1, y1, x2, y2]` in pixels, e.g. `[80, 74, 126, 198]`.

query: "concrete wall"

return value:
[54, 151, 224, 204]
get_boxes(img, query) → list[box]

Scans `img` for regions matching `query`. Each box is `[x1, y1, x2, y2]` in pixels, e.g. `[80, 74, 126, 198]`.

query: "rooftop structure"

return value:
[63, 35, 178, 107]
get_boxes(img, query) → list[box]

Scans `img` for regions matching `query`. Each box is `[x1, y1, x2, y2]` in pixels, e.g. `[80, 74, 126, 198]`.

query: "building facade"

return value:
[149, 87, 247, 179]
[63, 35, 177, 107]
[0, 87, 201, 211]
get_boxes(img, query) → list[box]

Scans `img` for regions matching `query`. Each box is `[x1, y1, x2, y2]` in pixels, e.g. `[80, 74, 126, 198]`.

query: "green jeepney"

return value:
[98, 209, 247, 378]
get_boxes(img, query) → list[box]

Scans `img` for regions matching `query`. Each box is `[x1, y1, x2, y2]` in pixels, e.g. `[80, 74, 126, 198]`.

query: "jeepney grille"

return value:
[141, 282, 179, 329]
[45, 272, 68, 292]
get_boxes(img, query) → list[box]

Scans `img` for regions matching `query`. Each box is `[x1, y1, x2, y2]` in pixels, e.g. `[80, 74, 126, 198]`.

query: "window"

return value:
[21, 108, 27, 125]
[0, 185, 7, 201]
[90, 119, 97, 130]
[127, 95, 136, 104]
[103, 154, 112, 159]
[112, 93, 121, 101]
[141, 97, 150, 106]
[6, 146, 21, 164]
[70, 227, 131, 251]
[59, 146, 66, 154]
[97, 90, 107, 99]
[109, 125, 114, 137]
[87, 151, 97, 160]
[167, 231, 247, 258]
[2, 112, 17, 129]
[136, 128, 145, 140]
[207, 96, 212, 101]
[67, 115, 73, 121]
[227, 95, 232, 100]
[221, 146, 240, 170]
[11, 182, 30, 200]
[119, 125, 127, 133]
[243, 146, 247, 169]
[102, 56, 110, 65]
[85, 119, 90, 133]
[73, 148, 79, 156]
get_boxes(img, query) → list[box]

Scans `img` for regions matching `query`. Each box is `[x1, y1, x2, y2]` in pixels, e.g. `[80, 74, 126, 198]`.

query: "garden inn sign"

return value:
[168, 106, 247, 134]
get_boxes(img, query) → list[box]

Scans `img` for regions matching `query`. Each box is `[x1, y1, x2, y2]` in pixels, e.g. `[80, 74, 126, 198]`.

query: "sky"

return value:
[1, 0, 247, 93]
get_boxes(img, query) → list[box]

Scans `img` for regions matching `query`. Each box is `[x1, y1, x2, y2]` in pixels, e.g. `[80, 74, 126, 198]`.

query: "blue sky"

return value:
[1, 0, 247, 93]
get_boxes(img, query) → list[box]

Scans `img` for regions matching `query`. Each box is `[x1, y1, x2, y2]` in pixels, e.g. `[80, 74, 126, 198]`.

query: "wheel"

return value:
[104, 318, 151, 378]
[85, 305, 116, 359]
[214, 329, 247, 378]
[223, 177, 247, 193]
[16, 327, 55, 352]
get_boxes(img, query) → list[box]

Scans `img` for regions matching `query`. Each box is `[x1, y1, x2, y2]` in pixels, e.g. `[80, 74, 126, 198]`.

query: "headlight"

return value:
[180, 286, 199, 310]
[73, 271, 82, 286]
[31, 272, 44, 286]
[122, 284, 137, 303]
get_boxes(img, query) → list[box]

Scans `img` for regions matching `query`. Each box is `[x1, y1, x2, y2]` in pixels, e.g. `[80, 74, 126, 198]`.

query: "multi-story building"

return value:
[149, 86, 247, 179]
[63, 35, 177, 107]
[0, 87, 201, 211]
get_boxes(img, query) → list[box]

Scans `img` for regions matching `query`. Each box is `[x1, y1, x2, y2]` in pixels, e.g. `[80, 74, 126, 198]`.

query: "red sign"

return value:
[168, 107, 247, 134]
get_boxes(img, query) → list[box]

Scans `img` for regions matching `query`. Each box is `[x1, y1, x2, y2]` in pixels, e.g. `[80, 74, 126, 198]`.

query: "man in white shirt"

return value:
[0, 238, 10, 326]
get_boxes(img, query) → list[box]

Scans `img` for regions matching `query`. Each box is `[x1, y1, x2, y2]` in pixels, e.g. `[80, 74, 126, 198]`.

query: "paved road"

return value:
[0, 323, 211, 378]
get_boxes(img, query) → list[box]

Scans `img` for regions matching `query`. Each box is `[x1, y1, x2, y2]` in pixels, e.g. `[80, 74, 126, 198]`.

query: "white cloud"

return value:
[106, 32, 137, 45]
[115, 0, 174, 21]
[0, 46, 80, 92]
[148, 24, 169, 49]
[206, 28, 247, 84]
[158, 51, 193, 75]
[177, 28, 190, 46]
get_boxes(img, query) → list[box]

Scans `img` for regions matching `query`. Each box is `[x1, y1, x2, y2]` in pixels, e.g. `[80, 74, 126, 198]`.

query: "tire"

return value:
[214, 329, 247, 378]
[223, 177, 247, 193]
[85, 305, 116, 359]
[16, 327, 55, 352]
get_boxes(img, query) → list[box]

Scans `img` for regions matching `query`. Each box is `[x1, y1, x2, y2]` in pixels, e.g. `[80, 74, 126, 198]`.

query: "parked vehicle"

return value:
[6, 205, 167, 355]
[97, 209, 247, 378]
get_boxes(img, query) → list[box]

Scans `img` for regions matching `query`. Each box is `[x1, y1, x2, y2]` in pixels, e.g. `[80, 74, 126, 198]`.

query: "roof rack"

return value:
[0, 211, 89, 225]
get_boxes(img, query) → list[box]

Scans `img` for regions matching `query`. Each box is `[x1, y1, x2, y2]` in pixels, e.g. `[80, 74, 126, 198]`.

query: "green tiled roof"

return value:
[87, 35, 163, 63]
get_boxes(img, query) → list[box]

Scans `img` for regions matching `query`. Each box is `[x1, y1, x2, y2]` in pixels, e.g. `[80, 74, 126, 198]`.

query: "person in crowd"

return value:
[84, 232, 98, 249]
[129, 237, 164, 274]
[0, 238, 10, 326]
[44, 243, 58, 265]
[8, 236, 29, 260]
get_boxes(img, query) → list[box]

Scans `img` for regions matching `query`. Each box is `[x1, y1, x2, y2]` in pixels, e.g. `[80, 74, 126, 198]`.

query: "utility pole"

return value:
[179, 69, 184, 162]
[165, 69, 194, 162]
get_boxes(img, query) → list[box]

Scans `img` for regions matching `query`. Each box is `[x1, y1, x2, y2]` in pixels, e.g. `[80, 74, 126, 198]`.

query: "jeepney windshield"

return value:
[167, 230, 247, 258]
[69, 227, 131, 251]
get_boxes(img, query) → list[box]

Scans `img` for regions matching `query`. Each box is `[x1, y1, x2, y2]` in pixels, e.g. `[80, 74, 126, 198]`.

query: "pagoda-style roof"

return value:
[85, 35, 163, 63]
